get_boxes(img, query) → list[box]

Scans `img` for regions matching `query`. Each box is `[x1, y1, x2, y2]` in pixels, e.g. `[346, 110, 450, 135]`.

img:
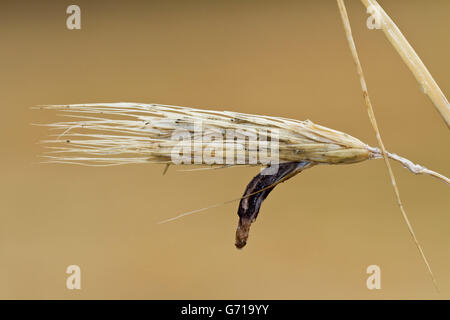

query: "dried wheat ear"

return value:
[36, 103, 449, 248]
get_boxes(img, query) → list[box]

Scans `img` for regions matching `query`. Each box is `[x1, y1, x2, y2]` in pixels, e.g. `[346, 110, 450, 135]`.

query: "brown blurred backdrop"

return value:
[0, 0, 449, 299]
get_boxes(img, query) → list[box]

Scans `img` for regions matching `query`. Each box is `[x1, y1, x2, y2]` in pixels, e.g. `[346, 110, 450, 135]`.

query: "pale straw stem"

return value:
[337, 0, 439, 292]
[360, 0, 450, 128]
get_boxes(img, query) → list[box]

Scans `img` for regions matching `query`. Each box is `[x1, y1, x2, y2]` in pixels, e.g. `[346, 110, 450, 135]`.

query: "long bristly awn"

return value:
[35, 0, 449, 291]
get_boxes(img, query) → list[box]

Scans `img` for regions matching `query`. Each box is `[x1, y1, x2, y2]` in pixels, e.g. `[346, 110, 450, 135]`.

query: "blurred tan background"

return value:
[0, 0, 449, 299]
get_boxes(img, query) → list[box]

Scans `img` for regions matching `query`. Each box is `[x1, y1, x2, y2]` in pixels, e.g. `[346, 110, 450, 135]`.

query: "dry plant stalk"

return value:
[361, 0, 450, 128]
[337, 0, 446, 291]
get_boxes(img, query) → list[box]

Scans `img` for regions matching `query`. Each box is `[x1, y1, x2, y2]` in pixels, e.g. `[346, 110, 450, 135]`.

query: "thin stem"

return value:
[368, 147, 450, 186]
[337, 0, 439, 292]
[360, 0, 450, 128]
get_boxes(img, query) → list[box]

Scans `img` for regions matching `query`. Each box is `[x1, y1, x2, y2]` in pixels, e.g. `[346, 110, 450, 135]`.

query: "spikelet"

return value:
[36, 103, 373, 167]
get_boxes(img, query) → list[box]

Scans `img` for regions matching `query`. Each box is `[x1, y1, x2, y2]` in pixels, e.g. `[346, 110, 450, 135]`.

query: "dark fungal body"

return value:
[235, 161, 312, 249]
